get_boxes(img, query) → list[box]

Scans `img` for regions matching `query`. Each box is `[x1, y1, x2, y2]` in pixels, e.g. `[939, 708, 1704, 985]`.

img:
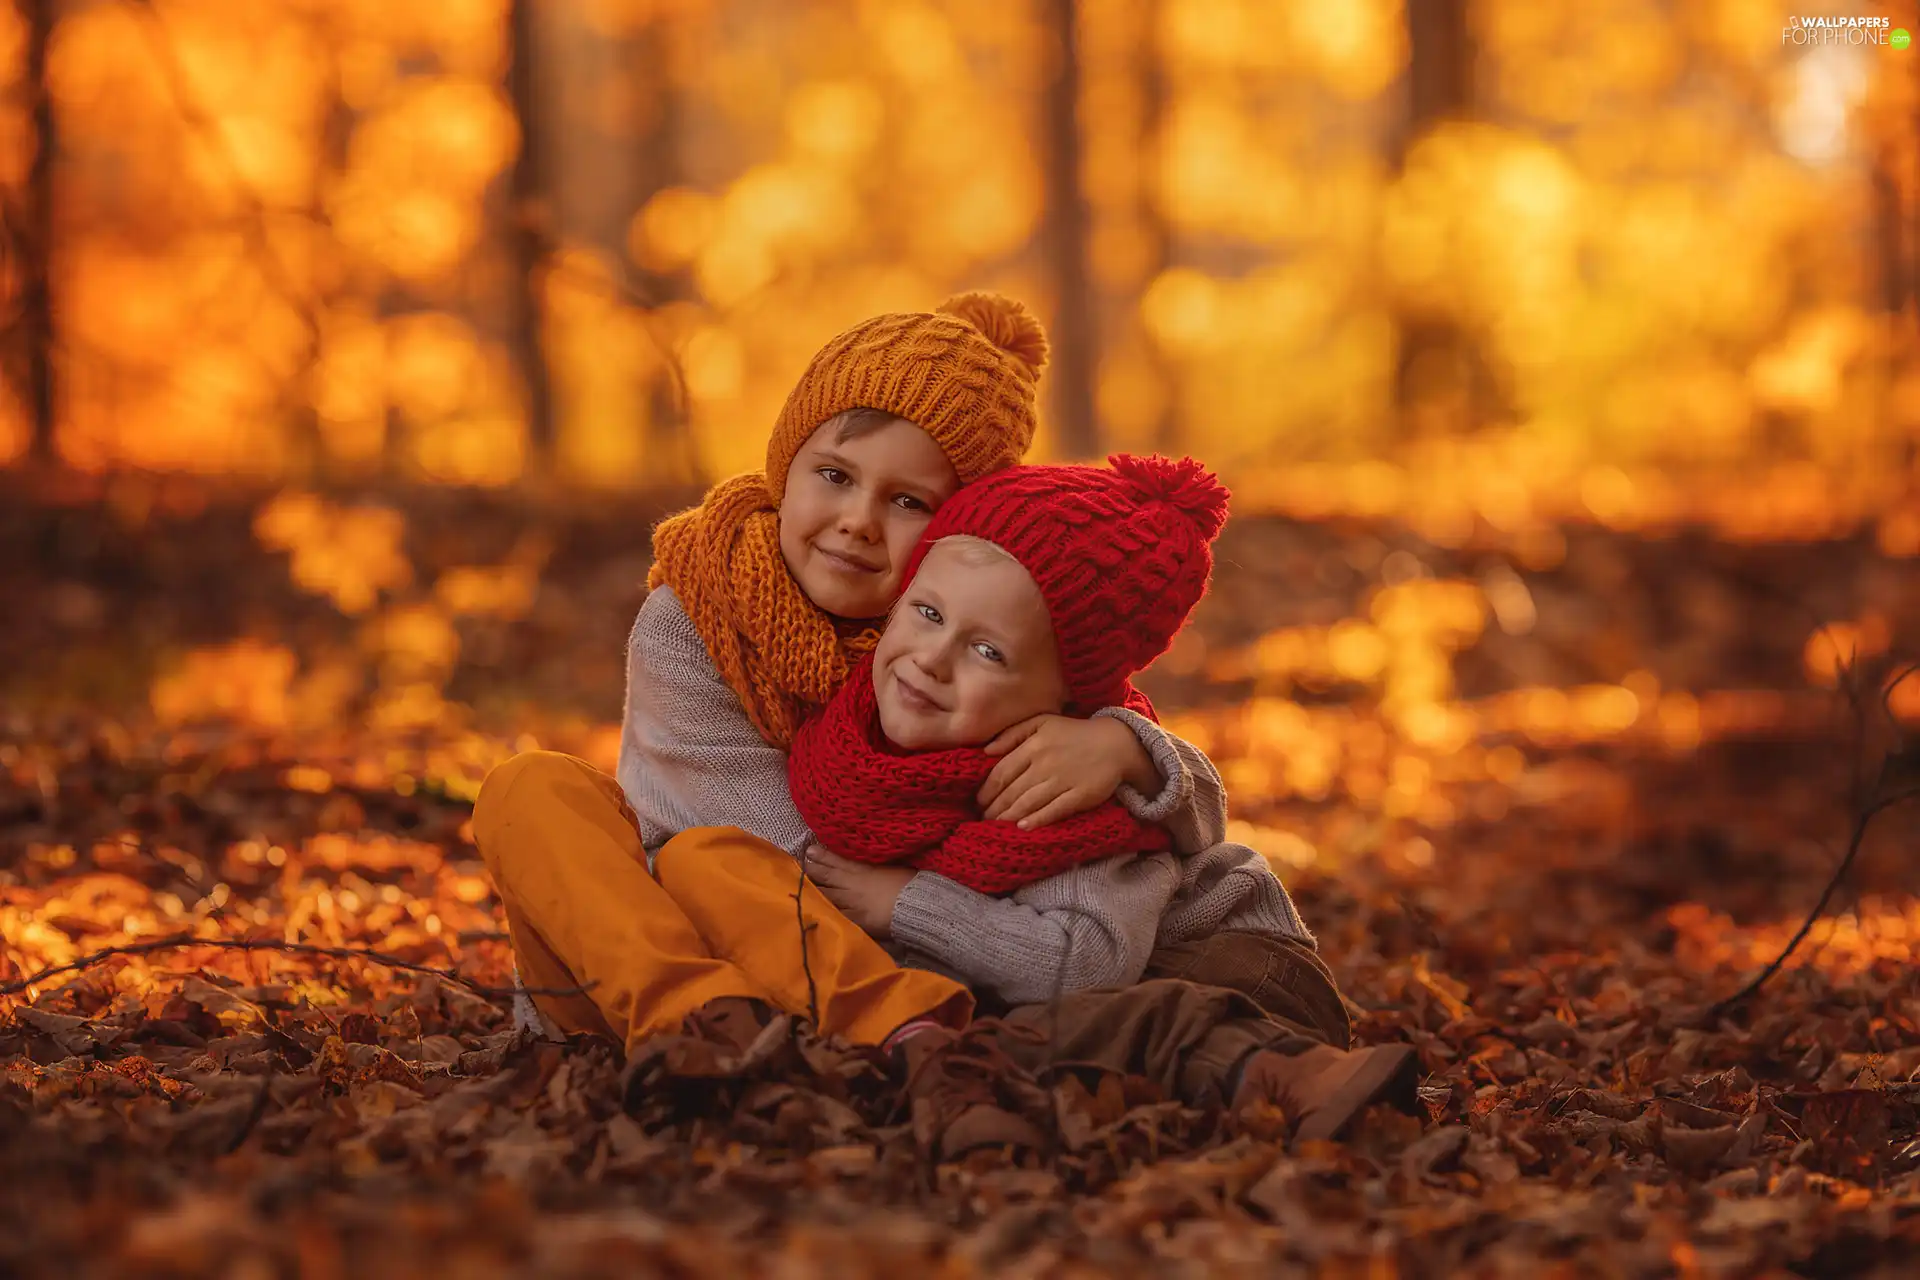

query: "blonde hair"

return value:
[930, 533, 1016, 567]
[884, 534, 1020, 627]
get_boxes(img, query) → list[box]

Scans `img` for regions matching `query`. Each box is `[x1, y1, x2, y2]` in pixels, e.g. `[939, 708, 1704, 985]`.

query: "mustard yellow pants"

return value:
[470, 751, 973, 1053]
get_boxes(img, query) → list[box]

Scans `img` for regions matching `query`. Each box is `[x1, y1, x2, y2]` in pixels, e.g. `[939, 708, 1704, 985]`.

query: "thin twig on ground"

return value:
[794, 849, 821, 1027]
[0, 933, 593, 1002]
[1711, 661, 1920, 1017]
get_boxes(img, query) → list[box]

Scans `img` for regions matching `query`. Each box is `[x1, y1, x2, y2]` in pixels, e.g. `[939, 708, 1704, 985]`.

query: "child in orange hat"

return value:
[472, 295, 1239, 1063]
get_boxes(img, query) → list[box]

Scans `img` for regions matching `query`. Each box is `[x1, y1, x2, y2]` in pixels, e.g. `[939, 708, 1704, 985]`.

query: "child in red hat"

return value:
[787, 455, 1421, 1144]
[790, 453, 1232, 895]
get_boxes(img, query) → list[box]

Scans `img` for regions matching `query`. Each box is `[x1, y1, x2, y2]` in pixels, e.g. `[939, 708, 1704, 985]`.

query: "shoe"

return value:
[880, 1017, 947, 1061]
[1232, 1042, 1421, 1142]
[896, 1022, 1051, 1162]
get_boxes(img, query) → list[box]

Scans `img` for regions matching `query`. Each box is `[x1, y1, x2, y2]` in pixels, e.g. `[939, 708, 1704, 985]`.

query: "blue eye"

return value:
[915, 602, 942, 625]
[973, 642, 1004, 664]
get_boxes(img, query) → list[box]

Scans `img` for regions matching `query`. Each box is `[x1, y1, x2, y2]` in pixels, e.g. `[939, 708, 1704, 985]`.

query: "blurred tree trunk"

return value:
[1402, 0, 1473, 149]
[21, 0, 57, 464]
[1041, 0, 1099, 459]
[292, 29, 349, 479]
[1872, 145, 1909, 323]
[631, 16, 703, 488]
[1910, 48, 1920, 341]
[1137, 0, 1176, 452]
[506, 0, 556, 481]
[1391, 0, 1503, 439]
[1871, 142, 1916, 479]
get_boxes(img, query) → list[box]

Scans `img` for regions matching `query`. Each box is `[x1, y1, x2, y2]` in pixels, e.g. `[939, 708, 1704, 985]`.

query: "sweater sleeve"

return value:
[1092, 706, 1229, 855]
[888, 852, 1181, 1004]
[617, 586, 815, 858]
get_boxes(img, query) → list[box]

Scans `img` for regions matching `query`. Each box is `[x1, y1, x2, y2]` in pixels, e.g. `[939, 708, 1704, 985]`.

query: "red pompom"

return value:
[1107, 453, 1230, 539]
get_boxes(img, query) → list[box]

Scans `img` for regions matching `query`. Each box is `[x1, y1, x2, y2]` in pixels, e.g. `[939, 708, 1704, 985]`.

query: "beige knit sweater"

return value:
[619, 586, 1311, 1005]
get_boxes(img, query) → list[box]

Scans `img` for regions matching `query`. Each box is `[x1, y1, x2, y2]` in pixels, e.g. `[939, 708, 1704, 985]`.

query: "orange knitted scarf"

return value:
[648, 473, 882, 748]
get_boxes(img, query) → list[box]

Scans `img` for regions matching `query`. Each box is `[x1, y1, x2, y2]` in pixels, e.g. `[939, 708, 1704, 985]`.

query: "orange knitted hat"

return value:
[649, 292, 1049, 748]
[763, 292, 1049, 500]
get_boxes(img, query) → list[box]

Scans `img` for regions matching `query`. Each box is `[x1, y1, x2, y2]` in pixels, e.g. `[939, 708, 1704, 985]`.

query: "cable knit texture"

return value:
[790, 655, 1170, 893]
[647, 293, 1046, 748]
[763, 292, 1046, 501]
[893, 454, 1231, 714]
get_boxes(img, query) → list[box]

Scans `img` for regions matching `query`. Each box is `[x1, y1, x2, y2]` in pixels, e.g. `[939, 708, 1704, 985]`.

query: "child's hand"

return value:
[978, 714, 1160, 829]
[805, 846, 916, 939]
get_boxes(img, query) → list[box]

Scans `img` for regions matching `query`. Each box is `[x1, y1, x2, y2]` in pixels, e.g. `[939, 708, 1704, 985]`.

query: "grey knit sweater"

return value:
[618, 586, 1312, 1005]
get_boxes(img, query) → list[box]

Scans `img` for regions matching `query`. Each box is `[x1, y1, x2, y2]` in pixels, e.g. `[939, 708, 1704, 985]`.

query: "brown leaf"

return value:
[1400, 1123, 1470, 1183]
[1241, 1159, 1301, 1221]
[1725, 1109, 1768, 1166]
[396, 1034, 464, 1066]
[337, 1012, 383, 1046]
[1801, 1089, 1891, 1180]
[810, 1145, 878, 1177]
[599, 1112, 671, 1173]
[1660, 1123, 1739, 1176]
[1659, 1097, 1740, 1130]
[1461, 1133, 1521, 1185]
[12, 1007, 125, 1056]
[1549, 1087, 1641, 1121]
[483, 1118, 575, 1182]
[1558, 1110, 1662, 1156]
[178, 977, 266, 1030]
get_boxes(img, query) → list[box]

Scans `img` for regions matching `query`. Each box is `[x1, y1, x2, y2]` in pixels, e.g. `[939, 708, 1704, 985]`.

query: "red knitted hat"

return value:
[900, 454, 1230, 711]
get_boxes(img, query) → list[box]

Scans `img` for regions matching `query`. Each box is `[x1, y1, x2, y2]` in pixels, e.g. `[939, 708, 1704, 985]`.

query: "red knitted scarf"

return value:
[788, 655, 1171, 894]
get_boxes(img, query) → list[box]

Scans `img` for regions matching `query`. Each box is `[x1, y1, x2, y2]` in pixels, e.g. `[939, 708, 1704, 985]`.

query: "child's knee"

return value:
[653, 826, 786, 890]
[473, 750, 589, 853]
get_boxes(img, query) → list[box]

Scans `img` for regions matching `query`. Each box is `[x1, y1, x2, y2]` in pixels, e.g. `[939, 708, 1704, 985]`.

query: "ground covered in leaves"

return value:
[5, 470, 1920, 1277]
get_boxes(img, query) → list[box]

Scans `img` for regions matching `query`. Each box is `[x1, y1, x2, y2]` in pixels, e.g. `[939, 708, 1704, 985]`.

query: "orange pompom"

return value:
[938, 291, 1049, 376]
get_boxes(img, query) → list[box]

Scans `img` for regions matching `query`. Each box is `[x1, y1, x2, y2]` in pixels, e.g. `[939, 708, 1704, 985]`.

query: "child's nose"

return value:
[837, 493, 885, 542]
[916, 643, 955, 681]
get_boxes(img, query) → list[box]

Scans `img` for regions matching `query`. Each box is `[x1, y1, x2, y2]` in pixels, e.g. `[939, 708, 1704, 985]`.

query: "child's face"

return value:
[873, 539, 1067, 750]
[779, 416, 959, 619]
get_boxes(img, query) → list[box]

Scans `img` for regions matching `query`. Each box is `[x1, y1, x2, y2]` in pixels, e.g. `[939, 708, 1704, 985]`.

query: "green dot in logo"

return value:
[1894, 28, 1913, 50]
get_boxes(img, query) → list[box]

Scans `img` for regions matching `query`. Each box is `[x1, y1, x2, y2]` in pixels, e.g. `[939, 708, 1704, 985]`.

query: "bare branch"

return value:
[122, 0, 321, 349]
[1711, 768, 1920, 1017]
[0, 933, 593, 1002]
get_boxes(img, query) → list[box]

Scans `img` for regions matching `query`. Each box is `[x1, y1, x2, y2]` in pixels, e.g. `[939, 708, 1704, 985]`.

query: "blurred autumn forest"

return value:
[2, 0, 1919, 509]
[10, 1, 1920, 1275]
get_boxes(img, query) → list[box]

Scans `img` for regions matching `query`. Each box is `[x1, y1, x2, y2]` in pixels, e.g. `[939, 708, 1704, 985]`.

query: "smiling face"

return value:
[777, 412, 961, 620]
[872, 537, 1067, 750]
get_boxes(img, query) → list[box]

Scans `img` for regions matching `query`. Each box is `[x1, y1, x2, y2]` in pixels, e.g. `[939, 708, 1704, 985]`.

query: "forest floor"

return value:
[4, 469, 1920, 1278]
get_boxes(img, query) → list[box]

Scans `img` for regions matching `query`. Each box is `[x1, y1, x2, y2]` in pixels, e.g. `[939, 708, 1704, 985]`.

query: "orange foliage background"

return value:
[1, 0, 1917, 546]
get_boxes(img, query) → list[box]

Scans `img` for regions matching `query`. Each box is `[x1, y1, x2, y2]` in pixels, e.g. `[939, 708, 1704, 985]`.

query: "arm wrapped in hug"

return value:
[889, 852, 1182, 1001]
[1093, 705, 1231, 854]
